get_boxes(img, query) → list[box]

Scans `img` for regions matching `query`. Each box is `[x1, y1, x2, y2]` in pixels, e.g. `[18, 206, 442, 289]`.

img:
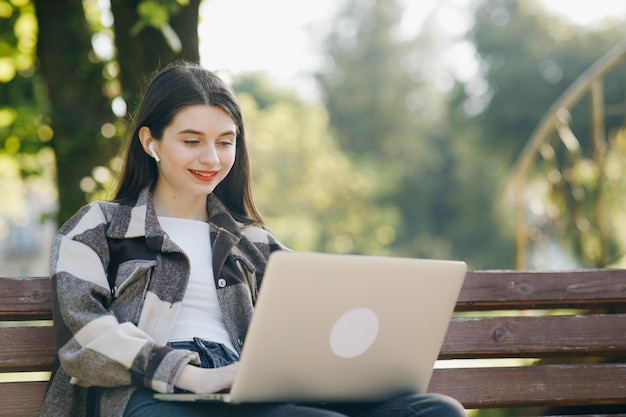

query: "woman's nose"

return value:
[199, 144, 219, 164]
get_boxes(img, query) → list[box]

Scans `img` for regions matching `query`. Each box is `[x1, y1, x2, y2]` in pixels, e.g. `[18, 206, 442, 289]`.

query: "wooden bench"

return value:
[3, 270, 626, 416]
[0, 277, 54, 417]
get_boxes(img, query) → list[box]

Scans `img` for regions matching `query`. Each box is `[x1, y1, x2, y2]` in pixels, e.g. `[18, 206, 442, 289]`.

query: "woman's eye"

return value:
[184, 139, 200, 145]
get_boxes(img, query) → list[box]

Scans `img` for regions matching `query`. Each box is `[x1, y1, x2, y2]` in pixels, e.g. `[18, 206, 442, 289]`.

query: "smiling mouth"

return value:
[189, 169, 219, 181]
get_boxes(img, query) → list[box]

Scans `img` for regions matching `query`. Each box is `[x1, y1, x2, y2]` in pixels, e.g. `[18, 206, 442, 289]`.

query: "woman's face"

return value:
[142, 104, 237, 204]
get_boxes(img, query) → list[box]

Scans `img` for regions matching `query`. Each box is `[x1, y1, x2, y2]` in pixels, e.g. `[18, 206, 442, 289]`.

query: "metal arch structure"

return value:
[505, 37, 626, 269]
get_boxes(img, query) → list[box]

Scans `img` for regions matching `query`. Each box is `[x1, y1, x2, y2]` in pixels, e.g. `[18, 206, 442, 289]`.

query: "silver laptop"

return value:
[155, 251, 467, 404]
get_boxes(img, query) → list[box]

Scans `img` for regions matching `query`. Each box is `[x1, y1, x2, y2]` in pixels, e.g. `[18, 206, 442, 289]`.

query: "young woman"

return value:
[40, 62, 466, 417]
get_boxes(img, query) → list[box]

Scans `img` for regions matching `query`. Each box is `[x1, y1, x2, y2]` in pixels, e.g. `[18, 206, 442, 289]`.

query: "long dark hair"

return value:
[113, 61, 264, 226]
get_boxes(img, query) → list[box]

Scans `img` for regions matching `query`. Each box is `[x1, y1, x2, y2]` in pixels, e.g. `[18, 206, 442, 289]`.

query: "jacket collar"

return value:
[105, 187, 243, 243]
[106, 187, 157, 240]
[206, 193, 243, 241]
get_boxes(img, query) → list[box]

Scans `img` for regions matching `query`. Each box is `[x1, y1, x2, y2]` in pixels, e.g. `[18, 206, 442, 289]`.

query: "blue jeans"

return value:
[124, 338, 466, 417]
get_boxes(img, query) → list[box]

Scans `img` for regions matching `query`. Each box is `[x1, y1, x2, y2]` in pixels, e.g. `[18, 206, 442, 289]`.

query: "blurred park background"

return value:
[2, 0, 626, 278]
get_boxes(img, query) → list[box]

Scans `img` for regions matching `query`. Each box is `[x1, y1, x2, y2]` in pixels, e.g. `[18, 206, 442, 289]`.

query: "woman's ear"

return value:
[138, 127, 159, 161]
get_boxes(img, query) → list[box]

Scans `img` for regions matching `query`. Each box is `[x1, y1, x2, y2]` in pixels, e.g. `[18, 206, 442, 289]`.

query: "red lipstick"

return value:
[189, 169, 219, 182]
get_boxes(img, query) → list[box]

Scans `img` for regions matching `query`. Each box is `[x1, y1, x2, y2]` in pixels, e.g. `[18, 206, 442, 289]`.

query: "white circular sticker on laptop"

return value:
[329, 307, 379, 358]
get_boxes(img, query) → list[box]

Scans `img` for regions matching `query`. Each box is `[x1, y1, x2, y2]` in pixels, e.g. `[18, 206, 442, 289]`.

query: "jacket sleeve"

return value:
[49, 202, 198, 393]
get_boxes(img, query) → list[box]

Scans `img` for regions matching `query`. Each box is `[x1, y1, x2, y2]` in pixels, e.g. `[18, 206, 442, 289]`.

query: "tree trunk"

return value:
[110, 0, 201, 113]
[33, 0, 201, 225]
[33, 0, 114, 225]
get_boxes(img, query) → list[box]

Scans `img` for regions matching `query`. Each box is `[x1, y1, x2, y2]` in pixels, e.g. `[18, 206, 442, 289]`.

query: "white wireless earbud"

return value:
[148, 142, 160, 162]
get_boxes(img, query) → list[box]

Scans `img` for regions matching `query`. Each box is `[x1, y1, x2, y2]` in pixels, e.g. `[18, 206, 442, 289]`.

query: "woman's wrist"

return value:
[175, 364, 202, 393]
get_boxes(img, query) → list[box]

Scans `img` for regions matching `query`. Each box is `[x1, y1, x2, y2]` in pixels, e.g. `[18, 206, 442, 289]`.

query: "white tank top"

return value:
[158, 216, 237, 353]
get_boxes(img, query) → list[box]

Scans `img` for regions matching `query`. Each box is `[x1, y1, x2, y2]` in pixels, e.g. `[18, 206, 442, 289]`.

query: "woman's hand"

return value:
[175, 363, 239, 394]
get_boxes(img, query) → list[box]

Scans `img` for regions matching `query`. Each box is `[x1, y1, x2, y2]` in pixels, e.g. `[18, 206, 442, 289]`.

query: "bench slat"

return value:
[459, 270, 626, 310]
[0, 327, 55, 372]
[0, 277, 52, 320]
[429, 363, 626, 409]
[440, 313, 626, 358]
[5, 271, 626, 316]
[0, 381, 47, 417]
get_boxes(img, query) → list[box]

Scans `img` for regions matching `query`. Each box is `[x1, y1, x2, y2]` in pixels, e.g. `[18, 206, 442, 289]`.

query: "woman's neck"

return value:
[152, 189, 208, 222]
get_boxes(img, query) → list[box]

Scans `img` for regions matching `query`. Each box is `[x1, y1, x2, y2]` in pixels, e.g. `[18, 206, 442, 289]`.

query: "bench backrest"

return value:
[0, 277, 53, 417]
[430, 269, 626, 414]
[3, 270, 626, 416]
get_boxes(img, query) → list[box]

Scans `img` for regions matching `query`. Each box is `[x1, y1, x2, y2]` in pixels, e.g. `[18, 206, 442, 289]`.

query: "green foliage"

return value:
[0, 0, 42, 153]
[603, 128, 626, 265]
[0, 152, 26, 223]
[316, 0, 515, 268]
[0, 0, 36, 84]
[235, 73, 401, 254]
[467, 0, 626, 164]
[530, 126, 626, 267]
[463, 0, 626, 267]
[0, 0, 55, 234]
[132, 0, 184, 32]
[131, 0, 187, 52]
[317, 0, 423, 160]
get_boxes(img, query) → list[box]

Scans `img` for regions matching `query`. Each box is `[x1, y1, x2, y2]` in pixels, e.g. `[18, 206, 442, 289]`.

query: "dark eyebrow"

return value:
[177, 129, 237, 137]
[219, 130, 238, 138]
[177, 129, 204, 136]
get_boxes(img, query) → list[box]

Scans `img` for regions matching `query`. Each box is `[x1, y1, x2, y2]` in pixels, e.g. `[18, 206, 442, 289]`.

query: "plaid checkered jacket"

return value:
[40, 187, 286, 417]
